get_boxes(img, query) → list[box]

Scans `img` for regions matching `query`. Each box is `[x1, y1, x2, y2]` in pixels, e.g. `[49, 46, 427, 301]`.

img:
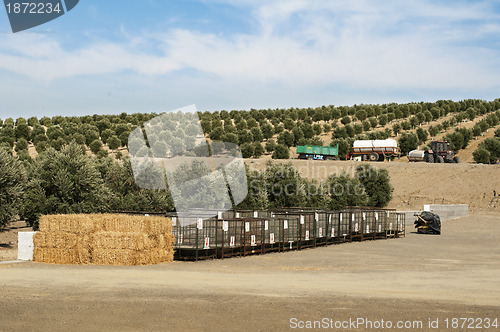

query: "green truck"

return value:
[296, 144, 339, 160]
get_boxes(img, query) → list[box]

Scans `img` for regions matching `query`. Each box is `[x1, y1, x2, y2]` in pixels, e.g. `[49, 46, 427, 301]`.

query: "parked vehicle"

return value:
[409, 141, 460, 163]
[349, 139, 399, 161]
[296, 144, 339, 160]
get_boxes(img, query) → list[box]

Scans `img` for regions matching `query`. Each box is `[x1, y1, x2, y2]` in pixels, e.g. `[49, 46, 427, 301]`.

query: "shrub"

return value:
[265, 139, 277, 153]
[326, 172, 368, 210]
[100, 128, 115, 144]
[261, 123, 274, 140]
[89, 139, 103, 154]
[341, 116, 351, 125]
[253, 142, 264, 158]
[473, 148, 491, 164]
[265, 163, 305, 208]
[0, 149, 26, 229]
[240, 142, 255, 158]
[482, 137, 500, 161]
[356, 164, 393, 208]
[416, 128, 428, 144]
[236, 167, 269, 210]
[369, 117, 378, 129]
[107, 135, 121, 150]
[15, 138, 28, 153]
[272, 144, 290, 159]
[398, 132, 418, 155]
[277, 130, 294, 147]
[23, 143, 111, 229]
[355, 110, 367, 122]
[210, 126, 225, 141]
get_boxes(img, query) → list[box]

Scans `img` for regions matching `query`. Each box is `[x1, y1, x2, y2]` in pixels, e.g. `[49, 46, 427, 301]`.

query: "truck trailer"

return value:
[349, 139, 399, 161]
[296, 144, 339, 160]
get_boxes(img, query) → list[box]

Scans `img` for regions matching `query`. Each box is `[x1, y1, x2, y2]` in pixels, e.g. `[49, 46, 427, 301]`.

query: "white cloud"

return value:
[0, 33, 181, 81]
[0, 0, 500, 116]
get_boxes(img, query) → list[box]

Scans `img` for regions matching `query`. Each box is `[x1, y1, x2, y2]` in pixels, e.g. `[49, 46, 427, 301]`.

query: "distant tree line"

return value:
[1, 99, 499, 161]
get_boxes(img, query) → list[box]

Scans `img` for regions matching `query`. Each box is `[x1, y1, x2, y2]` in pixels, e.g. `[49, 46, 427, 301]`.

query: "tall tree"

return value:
[0, 148, 26, 229]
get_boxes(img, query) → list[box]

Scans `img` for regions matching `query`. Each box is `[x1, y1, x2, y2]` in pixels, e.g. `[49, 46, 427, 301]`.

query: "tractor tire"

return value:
[379, 154, 385, 162]
[453, 156, 461, 163]
[437, 156, 445, 163]
[425, 154, 434, 163]
[369, 152, 379, 161]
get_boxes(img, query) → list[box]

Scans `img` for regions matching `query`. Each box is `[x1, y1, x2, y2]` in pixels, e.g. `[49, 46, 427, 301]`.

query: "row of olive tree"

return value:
[0, 142, 393, 230]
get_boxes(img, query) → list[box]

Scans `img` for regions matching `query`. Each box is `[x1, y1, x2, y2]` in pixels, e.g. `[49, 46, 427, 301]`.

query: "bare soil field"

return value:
[1, 160, 499, 331]
[0, 215, 499, 331]
[247, 159, 500, 213]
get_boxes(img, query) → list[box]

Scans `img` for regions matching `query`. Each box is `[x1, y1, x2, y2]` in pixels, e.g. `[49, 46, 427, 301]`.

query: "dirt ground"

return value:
[0, 221, 31, 262]
[0, 214, 499, 331]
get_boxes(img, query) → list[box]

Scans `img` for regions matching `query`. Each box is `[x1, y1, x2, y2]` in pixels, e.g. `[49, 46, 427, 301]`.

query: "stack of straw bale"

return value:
[33, 214, 174, 265]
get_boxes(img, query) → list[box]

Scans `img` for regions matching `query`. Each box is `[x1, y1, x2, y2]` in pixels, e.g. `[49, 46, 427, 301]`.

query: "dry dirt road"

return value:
[0, 214, 499, 331]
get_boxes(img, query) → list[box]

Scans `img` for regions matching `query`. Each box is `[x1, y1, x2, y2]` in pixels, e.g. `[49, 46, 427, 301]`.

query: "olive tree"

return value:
[0, 148, 26, 229]
[23, 143, 110, 229]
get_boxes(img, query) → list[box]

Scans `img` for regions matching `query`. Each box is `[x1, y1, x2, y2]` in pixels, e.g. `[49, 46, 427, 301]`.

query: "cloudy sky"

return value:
[0, 0, 500, 118]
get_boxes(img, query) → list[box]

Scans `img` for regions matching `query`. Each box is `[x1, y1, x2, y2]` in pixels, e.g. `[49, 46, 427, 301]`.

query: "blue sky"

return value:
[1, 0, 500, 119]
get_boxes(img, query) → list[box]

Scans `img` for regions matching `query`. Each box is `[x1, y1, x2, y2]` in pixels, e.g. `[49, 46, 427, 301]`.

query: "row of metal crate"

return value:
[168, 208, 405, 261]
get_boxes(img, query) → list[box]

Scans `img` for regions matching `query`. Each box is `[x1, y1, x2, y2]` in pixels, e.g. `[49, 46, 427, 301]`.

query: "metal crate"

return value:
[220, 219, 245, 258]
[263, 217, 282, 253]
[338, 211, 351, 243]
[315, 211, 328, 246]
[241, 218, 265, 256]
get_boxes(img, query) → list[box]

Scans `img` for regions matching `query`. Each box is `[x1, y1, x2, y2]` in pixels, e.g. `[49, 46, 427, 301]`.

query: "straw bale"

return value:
[38, 214, 94, 234]
[148, 217, 172, 235]
[34, 213, 177, 266]
[92, 232, 152, 250]
[33, 231, 78, 248]
[34, 231, 91, 250]
[33, 248, 91, 265]
[136, 249, 174, 265]
[150, 233, 175, 249]
[92, 249, 138, 266]
[99, 214, 150, 233]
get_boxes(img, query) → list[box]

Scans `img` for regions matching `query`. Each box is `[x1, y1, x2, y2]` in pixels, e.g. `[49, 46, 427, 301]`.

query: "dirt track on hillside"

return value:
[1, 215, 499, 331]
[247, 159, 500, 213]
